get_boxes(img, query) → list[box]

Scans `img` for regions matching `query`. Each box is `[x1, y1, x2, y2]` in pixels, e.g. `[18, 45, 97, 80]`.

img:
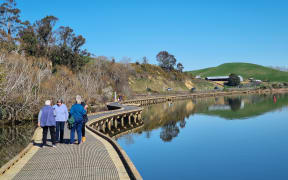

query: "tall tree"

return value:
[176, 62, 184, 72]
[0, 0, 22, 42]
[71, 35, 85, 53]
[57, 26, 74, 48]
[34, 15, 58, 56]
[50, 26, 89, 70]
[19, 25, 38, 56]
[142, 56, 148, 64]
[156, 51, 176, 70]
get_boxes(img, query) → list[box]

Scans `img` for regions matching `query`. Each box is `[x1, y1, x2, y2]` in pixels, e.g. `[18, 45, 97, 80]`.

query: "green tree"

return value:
[19, 25, 38, 56]
[156, 51, 176, 70]
[34, 15, 58, 57]
[176, 62, 184, 72]
[228, 73, 240, 86]
[57, 26, 74, 48]
[50, 26, 89, 70]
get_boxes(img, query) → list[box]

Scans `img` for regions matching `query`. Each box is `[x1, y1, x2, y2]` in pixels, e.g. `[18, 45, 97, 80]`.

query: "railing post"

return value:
[121, 116, 124, 127]
[128, 114, 131, 125]
[102, 121, 106, 132]
[108, 120, 112, 131]
[114, 119, 118, 129]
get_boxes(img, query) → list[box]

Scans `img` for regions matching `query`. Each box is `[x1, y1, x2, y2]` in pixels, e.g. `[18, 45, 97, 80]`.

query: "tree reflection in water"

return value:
[118, 93, 288, 143]
[160, 122, 180, 142]
[179, 119, 186, 128]
[227, 98, 242, 111]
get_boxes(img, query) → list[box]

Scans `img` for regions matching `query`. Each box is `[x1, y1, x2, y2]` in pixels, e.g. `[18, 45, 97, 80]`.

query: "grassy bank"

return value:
[188, 63, 288, 82]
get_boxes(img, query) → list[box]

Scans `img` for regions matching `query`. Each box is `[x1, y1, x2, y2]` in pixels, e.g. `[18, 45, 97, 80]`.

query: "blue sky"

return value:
[17, 0, 288, 70]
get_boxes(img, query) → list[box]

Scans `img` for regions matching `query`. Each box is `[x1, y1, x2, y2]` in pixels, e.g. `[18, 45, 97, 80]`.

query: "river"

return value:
[0, 121, 36, 168]
[117, 93, 288, 180]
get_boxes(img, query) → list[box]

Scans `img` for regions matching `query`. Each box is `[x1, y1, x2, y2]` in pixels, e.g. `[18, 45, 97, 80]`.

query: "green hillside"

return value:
[188, 63, 288, 82]
[200, 94, 288, 120]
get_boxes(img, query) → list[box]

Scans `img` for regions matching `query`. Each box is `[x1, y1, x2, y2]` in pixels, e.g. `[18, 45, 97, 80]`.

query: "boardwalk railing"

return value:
[87, 103, 143, 180]
[123, 88, 288, 106]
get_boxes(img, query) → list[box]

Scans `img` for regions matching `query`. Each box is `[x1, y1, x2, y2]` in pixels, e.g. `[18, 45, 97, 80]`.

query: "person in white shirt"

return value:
[53, 99, 68, 143]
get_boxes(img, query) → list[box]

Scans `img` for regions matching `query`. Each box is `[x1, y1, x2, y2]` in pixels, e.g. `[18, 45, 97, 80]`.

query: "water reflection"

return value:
[0, 121, 36, 167]
[202, 94, 288, 119]
[117, 93, 288, 180]
[119, 93, 288, 143]
[160, 121, 180, 142]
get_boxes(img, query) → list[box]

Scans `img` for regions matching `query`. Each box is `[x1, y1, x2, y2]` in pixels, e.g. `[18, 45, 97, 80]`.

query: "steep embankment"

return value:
[129, 64, 216, 93]
[188, 63, 288, 82]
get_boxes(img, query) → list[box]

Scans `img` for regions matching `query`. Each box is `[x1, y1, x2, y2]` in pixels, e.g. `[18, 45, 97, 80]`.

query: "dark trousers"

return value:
[82, 122, 86, 137]
[42, 126, 56, 145]
[56, 121, 65, 142]
[70, 122, 82, 144]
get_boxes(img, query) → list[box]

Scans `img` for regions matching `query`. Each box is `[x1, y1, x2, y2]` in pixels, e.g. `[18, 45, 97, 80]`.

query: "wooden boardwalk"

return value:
[12, 127, 123, 180]
[0, 103, 142, 180]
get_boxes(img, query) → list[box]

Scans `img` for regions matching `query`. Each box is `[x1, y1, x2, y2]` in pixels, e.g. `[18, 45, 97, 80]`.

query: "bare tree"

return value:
[142, 56, 148, 64]
[0, 53, 51, 121]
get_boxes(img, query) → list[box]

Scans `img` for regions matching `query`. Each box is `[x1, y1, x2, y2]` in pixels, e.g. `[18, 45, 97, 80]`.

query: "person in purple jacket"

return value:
[53, 99, 68, 143]
[38, 100, 56, 147]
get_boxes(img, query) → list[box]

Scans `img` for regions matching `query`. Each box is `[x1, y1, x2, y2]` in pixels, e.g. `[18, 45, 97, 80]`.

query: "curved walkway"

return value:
[0, 103, 142, 180]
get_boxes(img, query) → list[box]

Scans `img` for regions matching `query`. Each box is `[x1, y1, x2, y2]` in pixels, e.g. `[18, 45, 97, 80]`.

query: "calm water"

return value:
[0, 121, 36, 167]
[117, 94, 288, 180]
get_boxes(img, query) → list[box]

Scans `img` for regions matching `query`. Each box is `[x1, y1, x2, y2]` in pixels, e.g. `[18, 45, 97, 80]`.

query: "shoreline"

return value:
[127, 88, 288, 103]
[1, 88, 288, 179]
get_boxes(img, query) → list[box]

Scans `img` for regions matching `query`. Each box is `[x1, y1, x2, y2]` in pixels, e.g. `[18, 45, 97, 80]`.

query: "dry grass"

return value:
[0, 52, 133, 122]
[129, 63, 214, 93]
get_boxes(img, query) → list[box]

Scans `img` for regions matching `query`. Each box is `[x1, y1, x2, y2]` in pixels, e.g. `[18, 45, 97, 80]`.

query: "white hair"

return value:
[45, 100, 51, 106]
[76, 95, 82, 104]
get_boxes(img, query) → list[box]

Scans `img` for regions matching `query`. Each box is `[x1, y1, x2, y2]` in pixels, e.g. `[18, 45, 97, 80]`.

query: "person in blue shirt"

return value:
[70, 95, 86, 144]
[53, 99, 68, 143]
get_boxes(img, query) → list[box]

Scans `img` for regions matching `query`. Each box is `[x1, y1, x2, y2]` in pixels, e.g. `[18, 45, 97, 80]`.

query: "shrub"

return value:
[228, 74, 240, 86]
[272, 83, 279, 89]
[146, 88, 152, 92]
